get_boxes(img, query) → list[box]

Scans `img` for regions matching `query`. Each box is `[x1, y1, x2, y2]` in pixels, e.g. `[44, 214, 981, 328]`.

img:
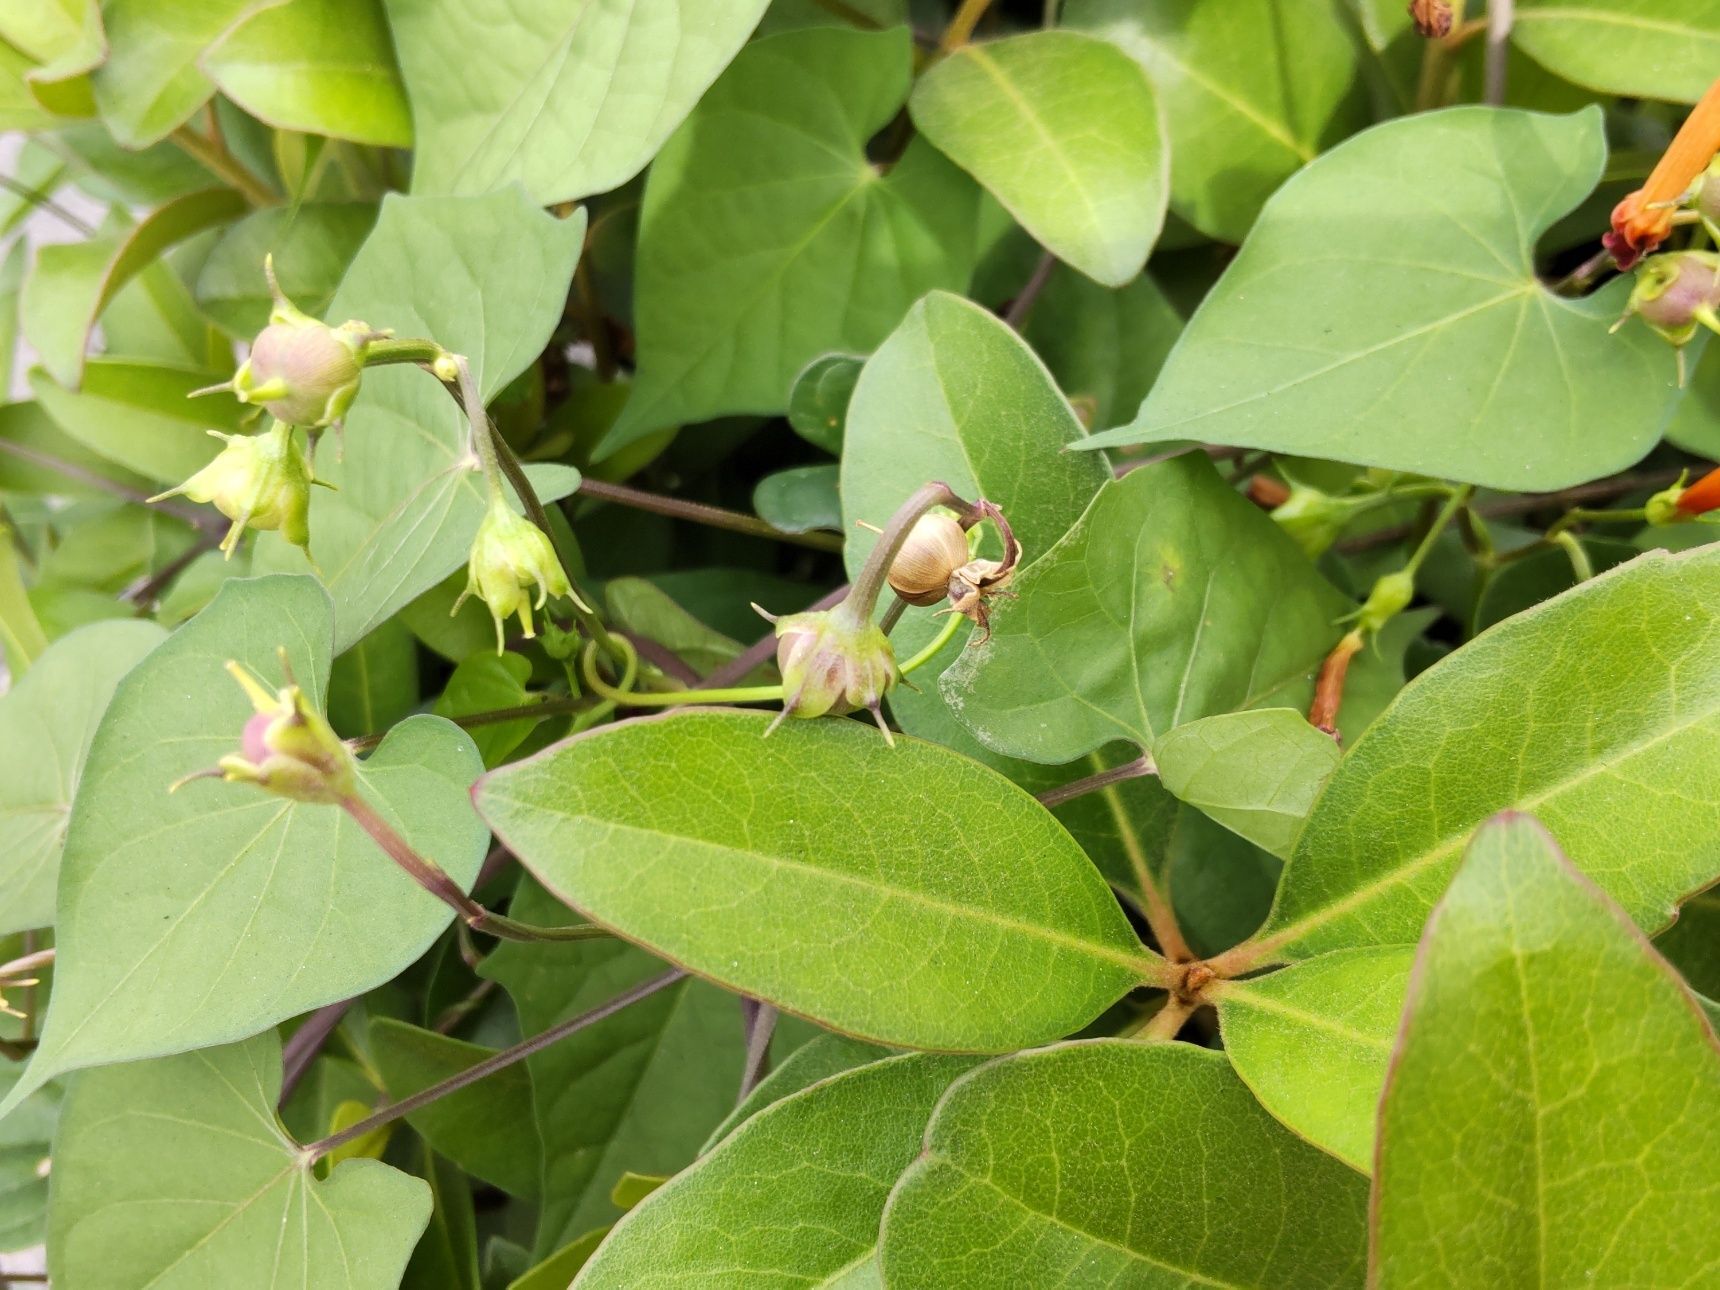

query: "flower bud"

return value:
[195, 257, 383, 429]
[178, 655, 357, 804]
[766, 607, 899, 742]
[1356, 569, 1415, 635]
[887, 511, 970, 605]
[147, 420, 314, 557]
[1617, 251, 1720, 347]
[1270, 484, 1367, 559]
[454, 496, 580, 652]
[1408, 0, 1453, 38]
[1649, 465, 1720, 524]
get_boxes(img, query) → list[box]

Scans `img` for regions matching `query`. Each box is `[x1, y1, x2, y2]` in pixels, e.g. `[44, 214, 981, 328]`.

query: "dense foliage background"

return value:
[2, 0, 1719, 1286]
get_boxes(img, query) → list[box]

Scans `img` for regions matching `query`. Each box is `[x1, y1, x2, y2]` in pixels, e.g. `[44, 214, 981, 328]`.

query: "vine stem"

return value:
[577, 478, 843, 553]
[301, 971, 686, 1162]
[0, 438, 223, 533]
[0, 948, 54, 982]
[940, 0, 995, 50]
[0, 172, 94, 235]
[167, 125, 276, 207]
[278, 999, 356, 1104]
[1139, 997, 1195, 1042]
[339, 793, 609, 943]
[1034, 755, 1156, 809]
[1484, 0, 1513, 105]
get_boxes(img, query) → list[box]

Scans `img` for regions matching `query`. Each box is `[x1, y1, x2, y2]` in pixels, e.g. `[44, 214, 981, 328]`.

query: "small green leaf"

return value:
[389, 0, 768, 203]
[47, 1030, 430, 1290]
[576, 1053, 974, 1289]
[477, 710, 1156, 1051]
[433, 650, 540, 769]
[0, 618, 166, 937]
[251, 189, 584, 651]
[479, 879, 748, 1255]
[786, 352, 862, 453]
[204, 0, 411, 147]
[1153, 708, 1340, 858]
[1258, 548, 1720, 961]
[0, 575, 487, 1117]
[910, 30, 1166, 286]
[944, 455, 1345, 763]
[1079, 107, 1681, 490]
[21, 190, 248, 387]
[607, 26, 978, 452]
[1066, 0, 1362, 241]
[1511, 0, 1720, 103]
[30, 358, 244, 484]
[369, 1018, 540, 1200]
[1214, 945, 1416, 1172]
[194, 202, 378, 336]
[751, 463, 840, 535]
[879, 1041, 1368, 1287]
[90, 0, 280, 147]
[1371, 813, 1720, 1285]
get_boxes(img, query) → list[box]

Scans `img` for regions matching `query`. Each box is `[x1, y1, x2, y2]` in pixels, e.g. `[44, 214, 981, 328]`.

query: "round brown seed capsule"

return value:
[887, 512, 970, 606]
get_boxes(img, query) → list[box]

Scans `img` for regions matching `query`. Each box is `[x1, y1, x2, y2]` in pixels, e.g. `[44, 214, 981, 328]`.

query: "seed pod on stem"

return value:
[147, 419, 318, 557]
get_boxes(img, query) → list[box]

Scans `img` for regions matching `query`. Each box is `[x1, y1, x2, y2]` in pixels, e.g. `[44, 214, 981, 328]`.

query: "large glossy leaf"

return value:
[1371, 814, 1720, 1285]
[369, 1017, 540, 1199]
[21, 190, 248, 387]
[1065, 0, 1361, 242]
[480, 880, 747, 1254]
[1213, 945, 1415, 1172]
[204, 0, 411, 147]
[0, 575, 487, 1116]
[1512, 0, 1720, 103]
[1255, 548, 1720, 963]
[1079, 107, 1681, 490]
[30, 359, 243, 484]
[575, 1052, 972, 1289]
[390, 0, 767, 202]
[477, 710, 1157, 1051]
[909, 30, 1165, 286]
[606, 25, 978, 453]
[90, 0, 284, 148]
[48, 1030, 430, 1289]
[1153, 708, 1340, 859]
[880, 1041, 1368, 1287]
[943, 454, 1346, 764]
[0, 618, 165, 937]
[251, 190, 583, 651]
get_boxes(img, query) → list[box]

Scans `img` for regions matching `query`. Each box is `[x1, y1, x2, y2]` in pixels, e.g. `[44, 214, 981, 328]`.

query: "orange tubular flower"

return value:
[1606, 77, 1720, 269]
[1676, 466, 1720, 519]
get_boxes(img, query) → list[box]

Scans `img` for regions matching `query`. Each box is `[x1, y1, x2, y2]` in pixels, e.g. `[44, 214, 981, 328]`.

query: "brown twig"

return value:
[1003, 251, 1057, 330]
[1034, 754, 1157, 809]
[577, 478, 843, 553]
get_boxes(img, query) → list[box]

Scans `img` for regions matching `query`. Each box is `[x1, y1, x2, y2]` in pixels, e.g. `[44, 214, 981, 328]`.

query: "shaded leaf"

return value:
[0, 1065, 58, 1255]
[477, 710, 1156, 1051]
[1511, 0, 1720, 103]
[1022, 268, 1181, 430]
[1371, 814, 1720, 1285]
[879, 1041, 1368, 1287]
[327, 617, 419, 738]
[30, 358, 243, 484]
[1080, 107, 1681, 490]
[910, 30, 1166, 286]
[702, 1032, 890, 1151]
[390, 0, 769, 203]
[433, 650, 540, 768]
[786, 352, 862, 453]
[0, 575, 487, 1115]
[1257, 548, 1720, 961]
[194, 202, 378, 335]
[751, 463, 840, 535]
[944, 455, 1345, 763]
[576, 1053, 974, 1289]
[1153, 707, 1340, 858]
[0, 618, 166, 936]
[607, 26, 978, 452]
[47, 1030, 430, 1289]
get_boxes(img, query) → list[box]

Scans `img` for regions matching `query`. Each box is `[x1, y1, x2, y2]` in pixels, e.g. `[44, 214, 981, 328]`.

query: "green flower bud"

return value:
[196, 257, 384, 429]
[1615, 251, 1720, 348]
[148, 420, 315, 557]
[1355, 569, 1415, 635]
[175, 656, 357, 804]
[454, 496, 579, 653]
[1270, 485, 1371, 559]
[1692, 158, 1720, 239]
[767, 607, 899, 742]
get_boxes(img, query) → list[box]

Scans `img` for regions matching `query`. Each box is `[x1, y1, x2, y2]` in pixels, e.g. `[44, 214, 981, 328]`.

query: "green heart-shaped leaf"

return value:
[1080, 107, 1681, 489]
[1512, 0, 1720, 103]
[0, 574, 486, 1117]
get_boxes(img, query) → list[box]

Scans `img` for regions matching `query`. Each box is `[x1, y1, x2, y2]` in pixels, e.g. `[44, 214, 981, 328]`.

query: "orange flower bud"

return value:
[1606, 77, 1720, 268]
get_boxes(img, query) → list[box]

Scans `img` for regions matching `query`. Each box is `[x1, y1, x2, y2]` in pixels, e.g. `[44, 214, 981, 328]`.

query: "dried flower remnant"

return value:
[1408, 0, 1453, 39]
[1606, 77, 1720, 269]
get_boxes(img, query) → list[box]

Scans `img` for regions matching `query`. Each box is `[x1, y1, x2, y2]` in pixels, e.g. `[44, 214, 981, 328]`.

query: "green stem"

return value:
[941, 0, 995, 49]
[1550, 529, 1595, 582]
[1403, 485, 1475, 579]
[898, 610, 966, 674]
[302, 970, 685, 1162]
[365, 337, 453, 368]
[167, 126, 276, 207]
[583, 637, 784, 707]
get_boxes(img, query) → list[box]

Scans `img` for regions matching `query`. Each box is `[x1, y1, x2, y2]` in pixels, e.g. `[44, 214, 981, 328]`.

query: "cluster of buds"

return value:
[454, 495, 585, 652]
[175, 652, 357, 804]
[1612, 250, 1720, 382]
[147, 419, 318, 557]
[885, 501, 1020, 642]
